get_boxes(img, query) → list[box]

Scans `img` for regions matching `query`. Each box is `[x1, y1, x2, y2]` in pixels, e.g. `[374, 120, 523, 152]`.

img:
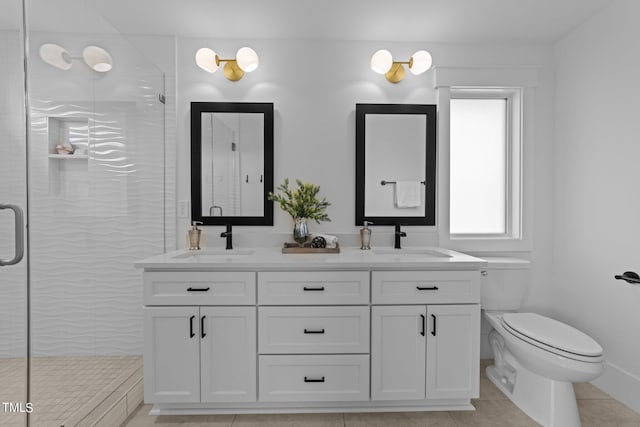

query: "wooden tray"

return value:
[282, 242, 340, 254]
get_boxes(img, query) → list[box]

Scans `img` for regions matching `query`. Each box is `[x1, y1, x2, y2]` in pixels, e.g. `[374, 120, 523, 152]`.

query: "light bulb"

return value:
[409, 50, 432, 75]
[371, 49, 393, 74]
[236, 47, 259, 72]
[195, 48, 219, 73]
[39, 43, 72, 70]
[82, 46, 113, 72]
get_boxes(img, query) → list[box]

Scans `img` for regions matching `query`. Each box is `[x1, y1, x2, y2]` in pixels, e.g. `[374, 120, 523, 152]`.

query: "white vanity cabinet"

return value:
[143, 272, 257, 404]
[371, 271, 481, 401]
[137, 247, 485, 415]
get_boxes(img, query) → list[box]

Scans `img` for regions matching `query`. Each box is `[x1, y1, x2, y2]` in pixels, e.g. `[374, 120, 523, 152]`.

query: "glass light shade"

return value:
[195, 48, 219, 73]
[370, 49, 393, 74]
[409, 50, 432, 75]
[39, 43, 72, 70]
[236, 47, 259, 72]
[82, 46, 113, 72]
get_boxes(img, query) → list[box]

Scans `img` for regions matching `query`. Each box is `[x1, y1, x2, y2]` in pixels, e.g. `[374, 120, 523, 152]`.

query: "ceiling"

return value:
[88, 0, 616, 44]
[0, 0, 616, 45]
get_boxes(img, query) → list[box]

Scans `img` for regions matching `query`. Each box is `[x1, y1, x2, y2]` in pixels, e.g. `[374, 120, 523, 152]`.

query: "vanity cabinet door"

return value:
[371, 305, 426, 401]
[426, 304, 480, 399]
[144, 307, 200, 403]
[200, 307, 257, 403]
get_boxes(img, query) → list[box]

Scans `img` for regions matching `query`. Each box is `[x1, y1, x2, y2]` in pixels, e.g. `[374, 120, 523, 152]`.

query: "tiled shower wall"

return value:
[27, 33, 171, 356]
[0, 29, 174, 357]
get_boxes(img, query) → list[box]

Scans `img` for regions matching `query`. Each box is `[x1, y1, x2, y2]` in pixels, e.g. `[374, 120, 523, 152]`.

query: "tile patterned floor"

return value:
[0, 355, 141, 427]
[123, 360, 640, 427]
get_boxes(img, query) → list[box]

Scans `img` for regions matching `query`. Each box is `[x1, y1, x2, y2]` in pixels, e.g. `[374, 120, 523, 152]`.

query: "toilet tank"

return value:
[480, 257, 531, 311]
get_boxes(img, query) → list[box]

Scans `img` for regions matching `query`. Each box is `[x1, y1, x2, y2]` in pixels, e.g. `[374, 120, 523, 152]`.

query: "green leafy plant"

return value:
[268, 178, 331, 223]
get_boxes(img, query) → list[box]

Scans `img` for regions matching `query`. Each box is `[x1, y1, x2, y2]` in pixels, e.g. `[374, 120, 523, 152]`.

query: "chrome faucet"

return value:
[220, 224, 232, 250]
[209, 205, 223, 216]
[394, 224, 406, 249]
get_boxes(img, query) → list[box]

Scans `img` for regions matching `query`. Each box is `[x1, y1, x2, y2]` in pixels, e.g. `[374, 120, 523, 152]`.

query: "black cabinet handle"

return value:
[614, 271, 640, 284]
[304, 376, 325, 383]
[201, 315, 206, 338]
[416, 285, 439, 291]
[189, 315, 195, 338]
[304, 328, 325, 334]
[303, 286, 325, 291]
[420, 314, 425, 336]
[187, 287, 210, 292]
[431, 314, 437, 336]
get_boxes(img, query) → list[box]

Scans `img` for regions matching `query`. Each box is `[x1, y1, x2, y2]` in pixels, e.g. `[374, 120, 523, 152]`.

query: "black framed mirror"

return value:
[355, 103, 436, 226]
[191, 102, 274, 225]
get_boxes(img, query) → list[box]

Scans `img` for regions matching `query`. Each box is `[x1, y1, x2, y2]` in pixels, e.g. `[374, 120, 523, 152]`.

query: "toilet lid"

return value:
[502, 313, 603, 357]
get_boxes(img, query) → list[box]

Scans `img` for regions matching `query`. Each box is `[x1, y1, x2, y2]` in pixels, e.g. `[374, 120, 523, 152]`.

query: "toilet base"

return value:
[486, 362, 581, 427]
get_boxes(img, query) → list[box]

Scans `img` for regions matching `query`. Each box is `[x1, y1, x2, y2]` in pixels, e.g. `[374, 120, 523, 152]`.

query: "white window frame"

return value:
[437, 84, 533, 252]
[449, 87, 522, 239]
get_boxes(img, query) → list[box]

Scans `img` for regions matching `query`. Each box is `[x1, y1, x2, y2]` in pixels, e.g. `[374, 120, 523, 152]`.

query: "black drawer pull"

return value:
[189, 315, 195, 338]
[303, 286, 325, 291]
[201, 315, 206, 338]
[304, 376, 325, 383]
[416, 285, 439, 291]
[304, 328, 325, 334]
[187, 287, 210, 292]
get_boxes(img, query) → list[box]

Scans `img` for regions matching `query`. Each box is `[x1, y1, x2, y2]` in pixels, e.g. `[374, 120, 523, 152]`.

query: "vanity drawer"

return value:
[258, 306, 369, 354]
[258, 355, 369, 402]
[258, 271, 370, 305]
[143, 272, 256, 305]
[371, 271, 479, 304]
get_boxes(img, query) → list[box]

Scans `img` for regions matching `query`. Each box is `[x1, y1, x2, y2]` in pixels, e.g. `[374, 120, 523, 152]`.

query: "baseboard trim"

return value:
[593, 360, 640, 413]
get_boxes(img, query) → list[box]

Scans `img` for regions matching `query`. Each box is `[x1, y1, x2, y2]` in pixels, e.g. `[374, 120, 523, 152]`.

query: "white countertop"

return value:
[135, 246, 487, 271]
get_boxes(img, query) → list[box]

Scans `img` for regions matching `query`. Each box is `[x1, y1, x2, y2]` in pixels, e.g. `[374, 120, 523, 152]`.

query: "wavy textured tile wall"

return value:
[28, 82, 167, 356]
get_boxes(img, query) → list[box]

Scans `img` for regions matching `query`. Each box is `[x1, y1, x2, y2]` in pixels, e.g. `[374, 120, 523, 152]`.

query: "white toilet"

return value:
[480, 257, 604, 427]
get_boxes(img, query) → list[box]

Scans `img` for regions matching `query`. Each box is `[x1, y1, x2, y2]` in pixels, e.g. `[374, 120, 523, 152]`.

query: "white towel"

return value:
[310, 233, 339, 248]
[394, 180, 422, 208]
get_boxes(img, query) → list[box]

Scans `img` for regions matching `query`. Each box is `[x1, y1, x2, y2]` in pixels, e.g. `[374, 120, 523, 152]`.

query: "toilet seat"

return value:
[501, 313, 603, 363]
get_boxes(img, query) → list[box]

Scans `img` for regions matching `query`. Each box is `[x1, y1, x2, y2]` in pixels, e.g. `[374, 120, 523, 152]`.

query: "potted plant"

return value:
[268, 178, 331, 245]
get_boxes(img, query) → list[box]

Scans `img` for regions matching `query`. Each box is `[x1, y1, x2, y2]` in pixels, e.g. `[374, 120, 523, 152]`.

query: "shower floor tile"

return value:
[0, 355, 141, 427]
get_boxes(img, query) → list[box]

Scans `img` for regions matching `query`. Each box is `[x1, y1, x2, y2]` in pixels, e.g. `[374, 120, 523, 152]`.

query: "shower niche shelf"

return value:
[47, 116, 90, 196]
[48, 154, 89, 160]
[47, 116, 90, 159]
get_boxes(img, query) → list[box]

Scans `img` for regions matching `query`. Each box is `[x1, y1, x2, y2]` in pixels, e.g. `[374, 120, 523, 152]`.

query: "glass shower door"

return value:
[0, 0, 28, 426]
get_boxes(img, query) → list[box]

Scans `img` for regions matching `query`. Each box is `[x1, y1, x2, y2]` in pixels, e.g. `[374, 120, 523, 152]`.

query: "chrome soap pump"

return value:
[188, 221, 203, 250]
[360, 221, 373, 250]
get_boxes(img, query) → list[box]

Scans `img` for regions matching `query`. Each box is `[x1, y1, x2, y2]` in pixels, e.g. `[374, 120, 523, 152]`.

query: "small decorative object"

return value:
[293, 217, 309, 245]
[311, 236, 327, 248]
[55, 143, 74, 155]
[269, 178, 331, 247]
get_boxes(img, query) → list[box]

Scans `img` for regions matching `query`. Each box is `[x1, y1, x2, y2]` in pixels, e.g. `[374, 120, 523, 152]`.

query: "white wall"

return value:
[175, 39, 557, 355]
[553, 0, 640, 411]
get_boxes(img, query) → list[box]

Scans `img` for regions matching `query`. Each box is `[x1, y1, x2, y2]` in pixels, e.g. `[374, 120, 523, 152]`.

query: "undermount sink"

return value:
[372, 248, 451, 258]
[173, 249, 255, 259]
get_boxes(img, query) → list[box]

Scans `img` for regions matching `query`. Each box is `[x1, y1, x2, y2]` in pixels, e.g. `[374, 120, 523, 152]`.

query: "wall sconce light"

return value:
[370, 49, 432, 83]
[39, 43, 113, 72]
[195, 47, 259, 81]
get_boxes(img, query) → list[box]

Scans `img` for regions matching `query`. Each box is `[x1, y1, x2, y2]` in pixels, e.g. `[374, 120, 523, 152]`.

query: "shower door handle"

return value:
[0, 204, 24, 266]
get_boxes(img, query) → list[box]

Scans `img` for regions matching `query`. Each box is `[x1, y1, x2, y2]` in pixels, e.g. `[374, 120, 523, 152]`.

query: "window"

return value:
[449, 88, 522, 239]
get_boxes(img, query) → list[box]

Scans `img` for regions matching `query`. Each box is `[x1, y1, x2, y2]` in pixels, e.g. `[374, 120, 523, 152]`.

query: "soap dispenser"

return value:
[360, 221, 373, 250]
[188, 221, 203, 250]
